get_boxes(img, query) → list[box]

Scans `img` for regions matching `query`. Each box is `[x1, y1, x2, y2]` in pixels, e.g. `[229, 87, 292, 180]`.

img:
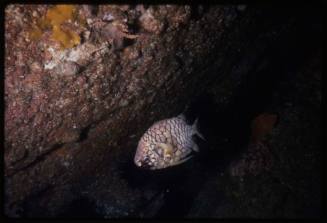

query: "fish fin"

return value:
[192, 143, 200, 152]
[177, 113, 186, 121]
[170, 155, 194, 167]
[177, 105, 190, 120]
[192, 118, 206, 140]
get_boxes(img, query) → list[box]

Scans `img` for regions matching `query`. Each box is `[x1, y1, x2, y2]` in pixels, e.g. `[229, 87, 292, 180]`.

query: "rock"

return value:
[4, 4, 322, 218]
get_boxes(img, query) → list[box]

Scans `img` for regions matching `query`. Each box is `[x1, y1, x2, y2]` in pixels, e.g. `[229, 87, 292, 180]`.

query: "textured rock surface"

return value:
[187, 54, 321, 218]
[4, 4, 322, 218]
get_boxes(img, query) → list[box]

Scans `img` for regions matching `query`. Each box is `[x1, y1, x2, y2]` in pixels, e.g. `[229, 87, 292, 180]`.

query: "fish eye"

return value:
[138, 157, 152, 168]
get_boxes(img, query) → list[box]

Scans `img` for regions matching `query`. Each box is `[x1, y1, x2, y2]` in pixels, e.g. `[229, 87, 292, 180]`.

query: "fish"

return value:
[134, 114, 205, 170]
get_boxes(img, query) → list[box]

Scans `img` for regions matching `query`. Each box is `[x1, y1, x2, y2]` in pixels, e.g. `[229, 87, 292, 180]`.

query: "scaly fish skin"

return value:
[134, 115, 203, 170]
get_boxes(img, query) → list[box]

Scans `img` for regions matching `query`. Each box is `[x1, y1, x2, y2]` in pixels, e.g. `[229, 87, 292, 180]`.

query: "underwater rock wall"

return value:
[4, 5, 320, 217]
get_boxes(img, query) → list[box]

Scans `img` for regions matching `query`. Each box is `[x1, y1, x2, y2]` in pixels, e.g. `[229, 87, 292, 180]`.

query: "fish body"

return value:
[134, 114, 204, 170]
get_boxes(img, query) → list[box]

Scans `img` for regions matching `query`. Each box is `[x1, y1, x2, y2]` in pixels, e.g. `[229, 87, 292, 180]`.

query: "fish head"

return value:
[134, 139, 157, 169]
[134, 139, 170, 170]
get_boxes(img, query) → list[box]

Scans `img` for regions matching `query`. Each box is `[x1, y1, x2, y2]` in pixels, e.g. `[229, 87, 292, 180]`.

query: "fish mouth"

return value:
[133, 157, 142, 167]
[133, 151, 142, 167]
[134, 157, 153, 169]
[134, 160, 142, 167]
[141, 162, 152, 169]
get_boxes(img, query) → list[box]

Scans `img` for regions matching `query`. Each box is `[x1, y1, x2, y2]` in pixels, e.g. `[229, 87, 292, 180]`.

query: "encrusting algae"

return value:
[28, 5, 83, 49]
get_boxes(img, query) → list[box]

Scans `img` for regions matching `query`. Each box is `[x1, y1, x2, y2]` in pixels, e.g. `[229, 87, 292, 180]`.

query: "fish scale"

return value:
[134, 115, 204, 170]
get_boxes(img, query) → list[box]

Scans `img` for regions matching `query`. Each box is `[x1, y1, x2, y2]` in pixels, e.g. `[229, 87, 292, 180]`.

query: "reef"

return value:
[4, 4, 322, 218]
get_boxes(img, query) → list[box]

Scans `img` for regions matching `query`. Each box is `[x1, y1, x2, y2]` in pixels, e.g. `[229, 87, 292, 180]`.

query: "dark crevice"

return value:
[10, 149, 29, 166]
[190, 5, 202, 20]
[129, 8, 322, 217]
[58, 197, 101, 218]
[77, 124, 93, 143]
[7, 143, 64, 178]
[20, 184, 54, 217]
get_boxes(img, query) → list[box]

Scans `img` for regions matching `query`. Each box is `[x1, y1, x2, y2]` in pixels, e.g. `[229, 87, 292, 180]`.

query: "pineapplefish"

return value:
[134, 114, 204, 170]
